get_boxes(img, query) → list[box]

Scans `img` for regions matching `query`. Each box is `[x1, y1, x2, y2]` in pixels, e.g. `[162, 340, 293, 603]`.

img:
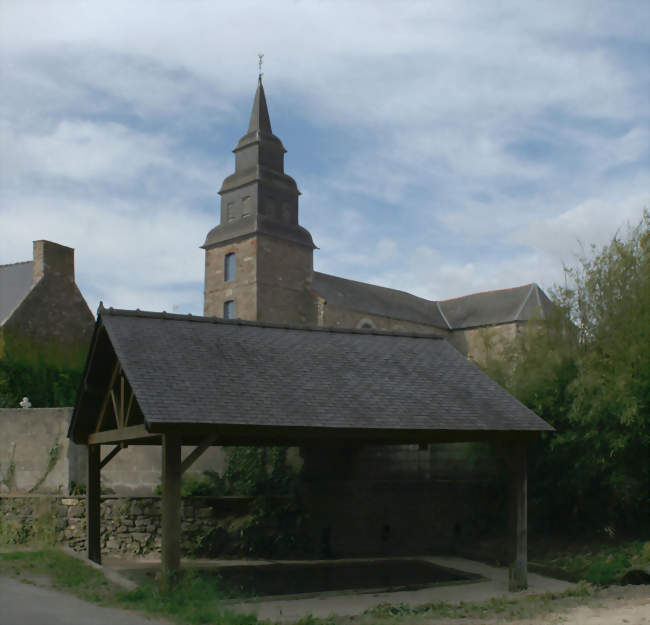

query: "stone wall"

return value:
[0, 408, 74, 493]
[0, 478, 504, 558]
[321, 304, 448, 336]
[303, 478, 503, 557]
[0, 408, 226, 496]
[2, 241, 94, 368]
[0, 495, 255, 556]
[204, 237, 258, 319]
[446, 322, 522, 364]
[257, 234, 315, 325]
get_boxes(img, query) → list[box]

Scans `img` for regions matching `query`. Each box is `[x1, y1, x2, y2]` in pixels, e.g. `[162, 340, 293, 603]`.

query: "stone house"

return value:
[0, 240, 94, 368]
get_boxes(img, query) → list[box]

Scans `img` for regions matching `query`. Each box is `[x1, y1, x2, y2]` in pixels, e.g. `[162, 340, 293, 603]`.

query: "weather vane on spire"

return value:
[257, 53, 264, 82]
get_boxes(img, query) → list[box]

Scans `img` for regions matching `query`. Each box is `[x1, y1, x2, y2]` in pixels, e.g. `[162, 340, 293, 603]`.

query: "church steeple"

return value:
[202, 78, 314, 251]
[247, 76, 272, 134]
[202, 75, 317, 324]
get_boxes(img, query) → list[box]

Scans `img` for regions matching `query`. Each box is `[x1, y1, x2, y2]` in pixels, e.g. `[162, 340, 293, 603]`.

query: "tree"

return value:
[486, 212, 649, 533]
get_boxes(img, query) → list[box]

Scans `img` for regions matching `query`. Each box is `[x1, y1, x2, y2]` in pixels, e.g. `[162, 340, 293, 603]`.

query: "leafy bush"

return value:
[0, 357, 82, 408]
[483, 213, 649, 533]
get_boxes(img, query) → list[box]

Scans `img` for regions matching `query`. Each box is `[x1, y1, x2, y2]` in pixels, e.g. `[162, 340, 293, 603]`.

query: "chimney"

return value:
[32, 240, 75, 284]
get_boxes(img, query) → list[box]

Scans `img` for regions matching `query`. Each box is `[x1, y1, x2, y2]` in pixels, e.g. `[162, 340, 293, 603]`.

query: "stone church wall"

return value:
[204, 238, 258, 318]
[257, 235, 316, 325]
[321, 304, 448, 336]
[446, 322, 522, 364]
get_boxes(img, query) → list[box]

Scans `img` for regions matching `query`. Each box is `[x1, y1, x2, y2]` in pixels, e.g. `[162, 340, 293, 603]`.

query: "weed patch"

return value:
[533, 539, 650, 584]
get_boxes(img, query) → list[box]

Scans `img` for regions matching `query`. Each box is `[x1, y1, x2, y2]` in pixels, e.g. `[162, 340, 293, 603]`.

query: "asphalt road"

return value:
[0, 577, 170, 625]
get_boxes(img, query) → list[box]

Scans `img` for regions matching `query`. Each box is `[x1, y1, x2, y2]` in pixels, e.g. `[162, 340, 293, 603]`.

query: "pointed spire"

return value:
[247, 76, 272, 134]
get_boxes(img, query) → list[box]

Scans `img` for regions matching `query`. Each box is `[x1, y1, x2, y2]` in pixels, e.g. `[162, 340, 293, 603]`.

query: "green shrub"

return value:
[482, 213, 650, 533]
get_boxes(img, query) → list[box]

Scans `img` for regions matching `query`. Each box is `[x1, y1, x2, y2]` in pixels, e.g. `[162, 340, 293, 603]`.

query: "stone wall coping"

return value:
[0, 494, 260, 501]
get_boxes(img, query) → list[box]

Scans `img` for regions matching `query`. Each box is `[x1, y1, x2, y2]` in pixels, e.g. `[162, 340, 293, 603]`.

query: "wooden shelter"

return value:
[69, 306, 553, 590]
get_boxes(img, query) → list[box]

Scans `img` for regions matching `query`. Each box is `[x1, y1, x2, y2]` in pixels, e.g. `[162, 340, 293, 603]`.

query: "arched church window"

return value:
[226, 202, 235, 222]
[224, 253, 235, 282]
[224, 300, 235, 319]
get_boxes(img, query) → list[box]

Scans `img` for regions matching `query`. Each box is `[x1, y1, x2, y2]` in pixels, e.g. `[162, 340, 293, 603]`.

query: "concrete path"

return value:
[0, 576, 171, 625]
[225, 556, 574, 622]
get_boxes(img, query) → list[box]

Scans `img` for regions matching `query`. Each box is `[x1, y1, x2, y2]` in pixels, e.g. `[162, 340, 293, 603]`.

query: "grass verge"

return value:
[530, 538, 650, 585]
[0, 547, 647, 625]
[0, 549, 258, 625]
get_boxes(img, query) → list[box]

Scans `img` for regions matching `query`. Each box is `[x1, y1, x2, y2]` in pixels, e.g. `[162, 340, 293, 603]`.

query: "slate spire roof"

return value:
[203, 78, 314, 250]
[247, 76, 273, 134]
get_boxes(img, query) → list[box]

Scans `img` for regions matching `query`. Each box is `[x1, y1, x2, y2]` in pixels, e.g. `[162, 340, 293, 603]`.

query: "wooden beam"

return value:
[124, 392, 135, 427]
[99, 444, 122, 470]
[88, 424, 156, 445]
[161, 433, 182, 586]
[180, 433, 220, 475]
[120, 376, 125, 429]
[95, 362, 120, 432]
[87, 444, 101, 564]
[110, 390, 120, 429]
[508, 441, 528, 591]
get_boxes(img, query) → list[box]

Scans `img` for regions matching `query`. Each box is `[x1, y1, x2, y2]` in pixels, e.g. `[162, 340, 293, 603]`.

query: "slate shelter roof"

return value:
[0, 261, 34, 325]
[70, 307, 553, 445]
[311, 273, 553, 331]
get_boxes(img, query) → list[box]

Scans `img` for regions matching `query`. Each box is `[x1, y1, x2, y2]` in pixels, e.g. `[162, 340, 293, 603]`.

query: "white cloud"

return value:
[3, 120, 171, 181]
[513, 195, 649, 262]
[0, 1, 648, 315]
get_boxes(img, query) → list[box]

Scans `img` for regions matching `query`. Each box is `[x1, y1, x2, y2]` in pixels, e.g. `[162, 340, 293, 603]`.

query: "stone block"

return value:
[197, 507, 213, 519]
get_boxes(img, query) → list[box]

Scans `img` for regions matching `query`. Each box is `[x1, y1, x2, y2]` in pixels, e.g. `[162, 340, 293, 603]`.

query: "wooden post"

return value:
[508, 441, 528, 591]
[87, 444, 101, 564]
[161, 433, 182, 585]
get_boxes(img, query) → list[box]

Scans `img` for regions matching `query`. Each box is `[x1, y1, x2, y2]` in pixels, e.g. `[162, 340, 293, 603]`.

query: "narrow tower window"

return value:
[241, 196, 251, 218]
[224, 253, 235, 282]
[224, 300, 235, 319]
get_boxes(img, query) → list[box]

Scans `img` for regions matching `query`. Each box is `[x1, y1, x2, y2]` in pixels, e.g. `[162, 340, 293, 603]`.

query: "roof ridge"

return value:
[0, 260, 32, 269]
[514, 284, 536, 321]
[99, 305, 445, 340]
[435, 301, 452, 330]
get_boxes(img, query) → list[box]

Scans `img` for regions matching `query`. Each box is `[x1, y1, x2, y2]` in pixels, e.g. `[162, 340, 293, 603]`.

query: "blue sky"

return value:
[1, 1, 648, 315]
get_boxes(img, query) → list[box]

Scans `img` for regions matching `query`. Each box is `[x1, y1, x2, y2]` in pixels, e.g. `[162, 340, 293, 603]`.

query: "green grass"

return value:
[0, 549, 114, 603]
[0, 549, 259, 625]
[532, 539, 650, 585]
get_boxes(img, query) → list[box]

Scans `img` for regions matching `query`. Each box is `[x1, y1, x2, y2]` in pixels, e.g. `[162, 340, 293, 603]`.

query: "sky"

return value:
[1, 1, 648, 315]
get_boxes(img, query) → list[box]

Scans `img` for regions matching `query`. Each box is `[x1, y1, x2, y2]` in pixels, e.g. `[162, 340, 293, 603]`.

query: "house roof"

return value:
[0, 261, 33, 325]
[312, 273, 553, 331]
[312, 272, 449, 330]
[70, 307, 553, 445]
[438, 283, 554, 329]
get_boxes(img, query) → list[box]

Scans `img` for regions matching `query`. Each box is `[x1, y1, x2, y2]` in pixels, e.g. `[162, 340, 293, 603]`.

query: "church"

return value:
[201, 77, 553, 361]
[188, 78, 556, 557]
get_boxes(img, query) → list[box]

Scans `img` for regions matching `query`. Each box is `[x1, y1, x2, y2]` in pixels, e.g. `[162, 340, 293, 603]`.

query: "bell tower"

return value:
[202, 77, 317, 324]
